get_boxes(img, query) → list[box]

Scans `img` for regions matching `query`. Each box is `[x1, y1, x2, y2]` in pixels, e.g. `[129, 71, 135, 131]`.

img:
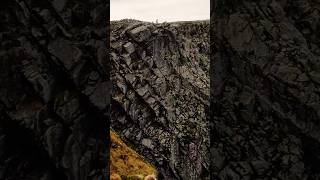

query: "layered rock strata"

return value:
[111, 20, 210, 180]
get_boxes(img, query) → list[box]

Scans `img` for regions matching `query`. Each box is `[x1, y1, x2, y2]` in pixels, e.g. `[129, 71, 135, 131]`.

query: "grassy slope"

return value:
[110, 130, 157, 179]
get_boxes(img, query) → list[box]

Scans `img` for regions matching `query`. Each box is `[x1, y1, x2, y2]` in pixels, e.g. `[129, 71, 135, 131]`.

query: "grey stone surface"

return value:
[111, 20, 210, 180]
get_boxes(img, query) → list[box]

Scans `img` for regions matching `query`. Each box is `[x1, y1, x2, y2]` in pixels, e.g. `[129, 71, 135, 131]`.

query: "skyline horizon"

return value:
[111, 0, 209, 23]
[110, 18, 210, 23]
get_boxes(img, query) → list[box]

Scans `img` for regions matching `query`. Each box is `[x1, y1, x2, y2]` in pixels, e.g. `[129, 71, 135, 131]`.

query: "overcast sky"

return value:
[111, 0, 209, 22]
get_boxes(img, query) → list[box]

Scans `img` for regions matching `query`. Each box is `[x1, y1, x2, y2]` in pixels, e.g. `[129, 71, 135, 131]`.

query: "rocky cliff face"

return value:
[2, 0, 319, 179]
[211, 0, 320, 179]
[110, 20, 210, 179]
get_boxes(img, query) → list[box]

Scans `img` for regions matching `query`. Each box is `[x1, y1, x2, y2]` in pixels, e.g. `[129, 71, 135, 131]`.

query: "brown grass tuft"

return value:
[110, 130, 157, 179]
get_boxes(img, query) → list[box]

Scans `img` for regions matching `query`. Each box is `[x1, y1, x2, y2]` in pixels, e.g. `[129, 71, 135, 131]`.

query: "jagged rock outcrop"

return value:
[0, 0, 109, 179]
[111, 20, 210, 179]
[211, 0, 320, 179]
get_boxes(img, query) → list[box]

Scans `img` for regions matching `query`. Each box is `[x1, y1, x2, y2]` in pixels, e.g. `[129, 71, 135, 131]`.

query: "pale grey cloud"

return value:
[111, 0, 209, 22]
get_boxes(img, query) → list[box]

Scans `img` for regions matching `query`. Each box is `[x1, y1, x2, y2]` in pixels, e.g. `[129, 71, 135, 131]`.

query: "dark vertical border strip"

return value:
[210, 0, 214, 179]
[106, 0, 111, 179]
[210, 0, 320, 179]
[0, 0, 111, 179]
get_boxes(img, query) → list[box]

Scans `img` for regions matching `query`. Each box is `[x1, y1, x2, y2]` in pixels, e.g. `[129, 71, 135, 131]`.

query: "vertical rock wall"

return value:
[111, 20, 210, 180]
